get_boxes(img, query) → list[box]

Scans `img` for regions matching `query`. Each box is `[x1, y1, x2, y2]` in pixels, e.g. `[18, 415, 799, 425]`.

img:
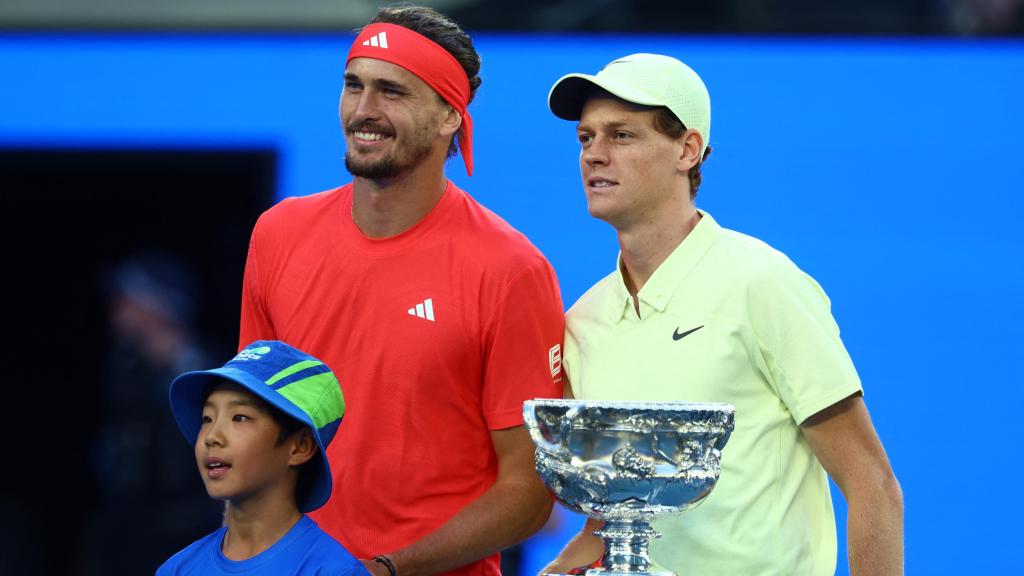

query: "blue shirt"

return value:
[157, 515, 368, 575]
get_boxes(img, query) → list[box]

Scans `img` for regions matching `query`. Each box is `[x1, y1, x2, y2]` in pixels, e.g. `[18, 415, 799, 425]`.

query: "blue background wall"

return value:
[3, 33, 1022, 573]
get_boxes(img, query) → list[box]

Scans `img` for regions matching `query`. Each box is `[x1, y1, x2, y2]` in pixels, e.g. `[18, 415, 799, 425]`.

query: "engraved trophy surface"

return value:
[523, 399, 735, 576]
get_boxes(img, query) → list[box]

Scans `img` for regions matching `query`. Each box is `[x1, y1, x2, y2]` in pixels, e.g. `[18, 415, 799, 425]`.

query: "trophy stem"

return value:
[590, 519, 673, 576]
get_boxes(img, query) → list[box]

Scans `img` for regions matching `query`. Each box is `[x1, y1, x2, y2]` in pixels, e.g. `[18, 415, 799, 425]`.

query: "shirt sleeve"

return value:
[238, 219, 277, 351]
[563, 324, 581, 399]
[480, 256, 566, 430]
[748, 259, 863, 424]
[319, 552, 371, 576]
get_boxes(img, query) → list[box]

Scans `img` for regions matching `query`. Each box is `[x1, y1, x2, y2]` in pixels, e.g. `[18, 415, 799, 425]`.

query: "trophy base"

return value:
[541, 519, 676, 576]
[587, 570, 674, 576]
[594, 519, 672, 576]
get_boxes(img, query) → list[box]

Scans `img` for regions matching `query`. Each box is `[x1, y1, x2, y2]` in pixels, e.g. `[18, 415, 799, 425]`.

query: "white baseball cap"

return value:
[548, 53, 711, 151]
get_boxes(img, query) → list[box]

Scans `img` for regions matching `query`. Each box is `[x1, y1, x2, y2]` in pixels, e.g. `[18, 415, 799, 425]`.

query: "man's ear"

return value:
[288, 428, 317, 467]
[439, 105, 463, 139]
[677, 129, 705, 173]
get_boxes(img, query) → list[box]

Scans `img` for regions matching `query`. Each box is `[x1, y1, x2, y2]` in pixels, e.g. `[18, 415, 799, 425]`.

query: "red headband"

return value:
[347, 23, 474, 176]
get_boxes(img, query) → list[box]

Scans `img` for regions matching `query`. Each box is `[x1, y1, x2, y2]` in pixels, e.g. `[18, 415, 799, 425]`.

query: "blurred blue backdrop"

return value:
[2, 32, 1022, 574]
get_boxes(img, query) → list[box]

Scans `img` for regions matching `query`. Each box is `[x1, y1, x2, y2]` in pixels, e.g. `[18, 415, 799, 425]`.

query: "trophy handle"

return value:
[559, 404, 583, 447]
[524, 400, 569, 455]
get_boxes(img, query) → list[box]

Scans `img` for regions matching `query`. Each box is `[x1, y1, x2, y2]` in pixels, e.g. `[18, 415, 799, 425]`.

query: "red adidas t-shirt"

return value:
[239, 182, 564, 576]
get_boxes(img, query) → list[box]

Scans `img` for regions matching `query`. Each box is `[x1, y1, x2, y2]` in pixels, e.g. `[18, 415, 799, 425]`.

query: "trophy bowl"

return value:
[523, 399, 735, 576]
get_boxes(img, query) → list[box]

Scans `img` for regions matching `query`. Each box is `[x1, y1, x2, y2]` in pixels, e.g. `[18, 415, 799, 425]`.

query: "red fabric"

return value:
[348, 23, 475, 176]
[240, 182, 565, 576]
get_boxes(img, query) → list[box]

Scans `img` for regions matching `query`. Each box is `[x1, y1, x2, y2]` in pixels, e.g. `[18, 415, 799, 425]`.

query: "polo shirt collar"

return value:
[609, 210, 721, 322]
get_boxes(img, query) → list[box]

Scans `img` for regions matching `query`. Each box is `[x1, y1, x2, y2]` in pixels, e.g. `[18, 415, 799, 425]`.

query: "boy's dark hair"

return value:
[368, 4, 482, 158]
[263, 395, 306, 446]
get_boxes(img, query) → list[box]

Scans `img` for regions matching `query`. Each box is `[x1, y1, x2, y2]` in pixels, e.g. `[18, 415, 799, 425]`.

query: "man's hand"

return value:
[538, 517, 604, 576]
[380, 425, 553, 576]
[802, 393, 904, 576]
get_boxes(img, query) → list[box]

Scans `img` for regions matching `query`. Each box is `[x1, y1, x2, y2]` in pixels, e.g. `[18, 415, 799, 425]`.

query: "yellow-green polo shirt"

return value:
[563, 211, 862, 576]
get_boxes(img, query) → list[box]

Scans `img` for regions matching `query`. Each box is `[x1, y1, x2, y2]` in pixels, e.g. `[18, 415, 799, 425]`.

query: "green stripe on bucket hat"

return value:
[266, 359, 324, 386]
[168, 340, 345, 512]
[548, 53, 711, 153]
[278, 372, 346, 430]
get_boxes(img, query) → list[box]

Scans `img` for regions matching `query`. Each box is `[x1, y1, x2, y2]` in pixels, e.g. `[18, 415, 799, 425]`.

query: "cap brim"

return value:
[168, 367, 333, 512]
[548, 73, 666, 121]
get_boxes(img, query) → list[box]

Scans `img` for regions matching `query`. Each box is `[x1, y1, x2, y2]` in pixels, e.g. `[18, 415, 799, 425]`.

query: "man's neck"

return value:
[352, 160, 449, 239]
[222, 497, 302, 561]
[618, 205, 701, 298]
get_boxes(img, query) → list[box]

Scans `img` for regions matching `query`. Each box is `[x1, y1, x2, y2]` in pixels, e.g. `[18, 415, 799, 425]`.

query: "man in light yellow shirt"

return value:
[542, 54, 903, 575]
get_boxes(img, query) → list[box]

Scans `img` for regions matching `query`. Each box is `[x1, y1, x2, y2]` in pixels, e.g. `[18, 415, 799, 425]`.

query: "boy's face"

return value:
[195, 383, 298, 505]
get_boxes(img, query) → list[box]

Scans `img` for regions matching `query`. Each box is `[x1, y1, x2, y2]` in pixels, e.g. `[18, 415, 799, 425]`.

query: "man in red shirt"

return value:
[238, 5, 565, 576]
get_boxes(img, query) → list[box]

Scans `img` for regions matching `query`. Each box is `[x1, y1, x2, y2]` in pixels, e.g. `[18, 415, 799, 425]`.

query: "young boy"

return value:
[158, 340, 369, 575]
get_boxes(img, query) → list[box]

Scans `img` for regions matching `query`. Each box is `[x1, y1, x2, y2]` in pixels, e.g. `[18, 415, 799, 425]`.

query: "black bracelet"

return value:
[373, 555, 397, 576]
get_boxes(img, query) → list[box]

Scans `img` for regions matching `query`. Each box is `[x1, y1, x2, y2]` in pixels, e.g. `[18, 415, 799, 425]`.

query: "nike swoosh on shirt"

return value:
[672, 325, 704, 341]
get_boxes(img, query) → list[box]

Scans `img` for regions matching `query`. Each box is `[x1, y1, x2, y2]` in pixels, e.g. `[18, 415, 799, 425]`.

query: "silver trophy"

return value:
[523, 399, 735, 576]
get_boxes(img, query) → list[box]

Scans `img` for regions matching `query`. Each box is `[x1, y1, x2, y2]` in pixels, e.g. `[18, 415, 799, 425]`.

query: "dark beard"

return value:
[345, 154, 401, 179]
[344, 116, 438, 180]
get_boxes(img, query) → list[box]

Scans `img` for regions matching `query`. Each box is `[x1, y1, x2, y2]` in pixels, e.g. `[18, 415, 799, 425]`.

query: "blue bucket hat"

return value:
[169, 340, 344, 512]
